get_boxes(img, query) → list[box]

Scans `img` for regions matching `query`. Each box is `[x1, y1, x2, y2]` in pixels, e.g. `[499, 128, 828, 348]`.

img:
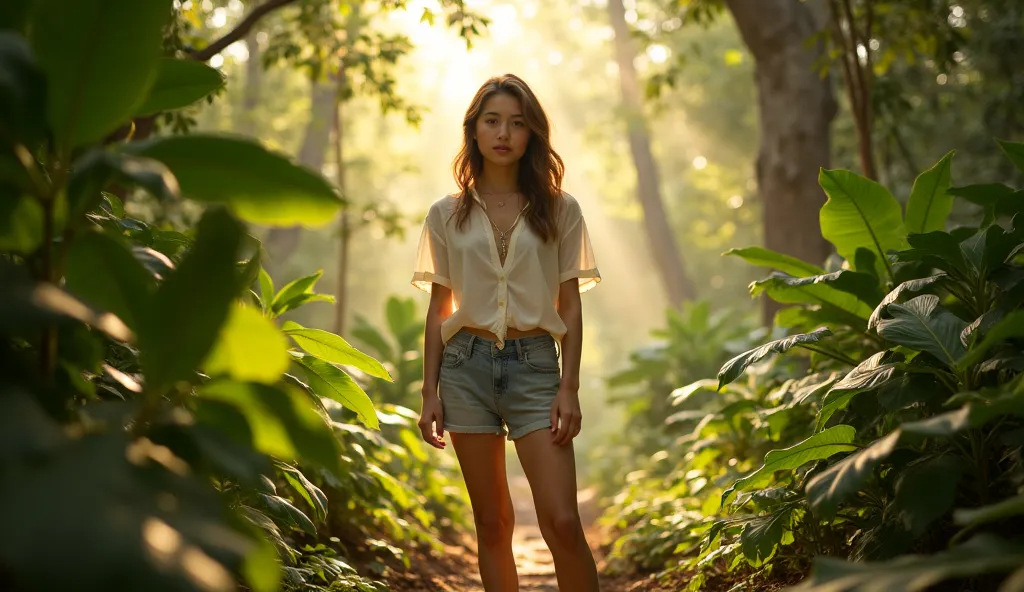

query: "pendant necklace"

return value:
[486, 200, 529, 261]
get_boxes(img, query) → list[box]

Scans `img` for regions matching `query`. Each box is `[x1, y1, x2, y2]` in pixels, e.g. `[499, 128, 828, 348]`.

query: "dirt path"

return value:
[458, 474, 621, 592]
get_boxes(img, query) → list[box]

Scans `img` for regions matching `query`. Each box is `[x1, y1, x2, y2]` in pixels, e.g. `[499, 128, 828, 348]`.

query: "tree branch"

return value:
[189, 0, 300, 62]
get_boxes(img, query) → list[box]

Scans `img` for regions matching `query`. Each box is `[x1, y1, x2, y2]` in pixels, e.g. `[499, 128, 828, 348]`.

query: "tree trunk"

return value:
[264, 75, 336, 265]
[724, 0, 837, 324]
[332, 72, 350, 336]
[235, 25, 261, 136]
[606, 0, 694, 307]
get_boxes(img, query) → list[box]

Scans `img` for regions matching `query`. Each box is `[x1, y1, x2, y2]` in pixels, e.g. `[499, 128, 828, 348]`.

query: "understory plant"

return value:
[0, 4, 468, 591]
[603, 143, 1024, 591]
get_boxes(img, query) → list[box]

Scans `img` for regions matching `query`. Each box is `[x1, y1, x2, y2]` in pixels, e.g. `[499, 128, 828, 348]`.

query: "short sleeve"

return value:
[558, 195, 601, 293]
[411, 203, 451, 293]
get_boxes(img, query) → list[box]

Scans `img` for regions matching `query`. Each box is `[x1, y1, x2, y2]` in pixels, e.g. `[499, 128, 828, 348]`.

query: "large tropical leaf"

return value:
[876, 295, 967, 367]
[294, 353, 380, 430]
[807, 389, 1024, 517]
[722, 425, 857, 505]
[750, 272, 875, 321]
[197, 381, 341, 475]
[129, 135, 343, 227]
[958, 310, 1024, 369]
[741, 507, 794, 567]
[724, 247, 825, 277]
[717, 328, 832, 389]
[892, 455, 966, 536]
[817, 352, 901, 429]
[819, 169, 909, 281]
[270, 270, 334, 316]
[134, 58, 225, 116]
[954, 493, 1024, 530]
[283, 321, 392, 382]
[790, 534, 1024, 592]
[140, 208, 243, 391]
[29, 0, 169, 147]
[905, 151, 954, 234]
[203, 304, 290, 384]
[867, 274, 946, 331]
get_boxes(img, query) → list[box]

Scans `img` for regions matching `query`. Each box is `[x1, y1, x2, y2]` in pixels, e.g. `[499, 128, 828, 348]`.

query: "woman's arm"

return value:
[551, 279, 583, 445]
[418, 283, 453, 449]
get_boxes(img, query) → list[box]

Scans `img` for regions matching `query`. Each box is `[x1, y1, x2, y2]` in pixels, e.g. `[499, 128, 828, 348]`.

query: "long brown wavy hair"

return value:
[450, 74, 565, 242]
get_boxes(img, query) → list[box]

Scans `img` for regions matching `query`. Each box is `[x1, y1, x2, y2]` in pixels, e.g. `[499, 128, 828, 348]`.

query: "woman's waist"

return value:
[460, 326, 548, 341]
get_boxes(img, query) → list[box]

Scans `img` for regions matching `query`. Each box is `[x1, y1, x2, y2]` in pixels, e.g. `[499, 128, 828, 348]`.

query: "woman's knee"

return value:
[475, 509, 515, 547]
[539, 511, 583, 549]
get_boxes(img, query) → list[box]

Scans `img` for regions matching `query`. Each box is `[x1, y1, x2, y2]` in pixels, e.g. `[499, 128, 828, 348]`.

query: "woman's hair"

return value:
[451, 73, 564, 242]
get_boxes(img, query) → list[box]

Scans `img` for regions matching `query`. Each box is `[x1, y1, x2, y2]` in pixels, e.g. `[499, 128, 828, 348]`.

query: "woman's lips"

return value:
[494, 146, 511, 154]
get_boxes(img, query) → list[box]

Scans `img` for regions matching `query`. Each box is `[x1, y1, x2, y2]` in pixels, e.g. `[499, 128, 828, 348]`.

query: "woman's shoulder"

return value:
[427, 193, 460, 218]
[556, 190, 583, 220]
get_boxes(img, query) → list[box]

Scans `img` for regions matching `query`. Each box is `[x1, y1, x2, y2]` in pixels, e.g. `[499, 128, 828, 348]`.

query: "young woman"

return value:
[411, 73, 601, 591]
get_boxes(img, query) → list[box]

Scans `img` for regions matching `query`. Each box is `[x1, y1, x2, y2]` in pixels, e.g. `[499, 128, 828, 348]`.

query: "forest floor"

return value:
[381, 474, 686, 592]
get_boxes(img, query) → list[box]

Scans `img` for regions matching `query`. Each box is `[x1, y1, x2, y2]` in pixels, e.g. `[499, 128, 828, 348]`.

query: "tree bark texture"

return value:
[724, 0, 837, 323]
[607, 0, 694, 306]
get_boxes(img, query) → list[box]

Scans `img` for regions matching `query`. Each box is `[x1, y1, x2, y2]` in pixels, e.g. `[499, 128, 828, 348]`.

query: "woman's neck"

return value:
[475, 164, 519, 193]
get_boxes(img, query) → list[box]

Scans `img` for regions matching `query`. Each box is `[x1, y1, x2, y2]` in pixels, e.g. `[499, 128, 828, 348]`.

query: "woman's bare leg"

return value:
[514, 430, 599, 591]
[451, 432, 518, 591]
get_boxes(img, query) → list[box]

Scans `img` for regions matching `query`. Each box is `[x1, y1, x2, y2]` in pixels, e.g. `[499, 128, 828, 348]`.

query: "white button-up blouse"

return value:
[411, 188, 600, 349]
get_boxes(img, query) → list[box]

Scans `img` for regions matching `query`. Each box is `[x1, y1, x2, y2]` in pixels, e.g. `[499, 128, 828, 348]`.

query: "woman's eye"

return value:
[513, 121, 524, 127]
[486, 119, 497, 125]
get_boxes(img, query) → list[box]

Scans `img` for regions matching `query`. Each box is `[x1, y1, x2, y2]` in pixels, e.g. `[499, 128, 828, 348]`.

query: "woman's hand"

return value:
[550, 387, 582, 446]
[418, 390, 446, 450]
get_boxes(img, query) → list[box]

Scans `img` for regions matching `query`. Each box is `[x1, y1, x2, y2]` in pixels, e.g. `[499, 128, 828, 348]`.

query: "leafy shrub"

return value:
[0, 7, 466, 591]
[604, 144, 1024, 591]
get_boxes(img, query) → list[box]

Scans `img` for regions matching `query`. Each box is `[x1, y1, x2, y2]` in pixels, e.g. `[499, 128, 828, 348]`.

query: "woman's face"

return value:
[474, 92, 530, 167]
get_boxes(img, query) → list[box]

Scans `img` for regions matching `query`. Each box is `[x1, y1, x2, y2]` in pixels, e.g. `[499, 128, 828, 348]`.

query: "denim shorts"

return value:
[439, 330, 562, 440]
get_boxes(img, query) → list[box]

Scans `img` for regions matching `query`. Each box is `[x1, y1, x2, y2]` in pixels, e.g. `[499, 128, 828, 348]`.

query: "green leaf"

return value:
[258, 493, 316, 535]
[750, 272, 874, 321]
[819, 168, 908, 280]
[198, 381, 341, 475]
[876, 295, 967, 367]
[295, 354, 380, 430]
[0, 194, 42, 253]
[64, 231, 153, 332]
[808, 391, 1024, 518]
[724, 247, 826, 277]
[0, 32, 48, 147]
[954, 493, 1024, 529]
[905, 151, 954, 234]
[129, 135, 342, 227]
[279, 463, 328, 523]
[817, 352, 900, 429]
[141, 208, 243, 391]
[740, 507, 793, 567]
[868, 274, 946, 331]
[203, 304, 290, 384]
[271, 270, 324, 314]
[283, 321, 392, 382]
[958, 310, 1024, 369]
[0, 3, 32, 33]
[240, 523, 281, 592]
[29, 0, 169, 146]
[722, 425, 857, 505]
[258, 268, 274, 312]
[893, 455, 966, 536]
[998, 139, 1024, 175]
[135, 58, 225, 116]
[717, 328, 832, 389]
[352, 314, 395, 361]
[792, 535, 1024, 592]
[899, 231, 970, 278]
[949, 184, 1020, 221]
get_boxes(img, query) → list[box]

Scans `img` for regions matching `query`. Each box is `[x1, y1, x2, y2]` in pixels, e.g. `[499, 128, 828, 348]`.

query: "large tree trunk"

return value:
[607, 0, 694, 307]
[264, 76, 336, 265]
[724, 0, 837, 323]
[235, 26, 261, 136]
[332, 72, 350, 336]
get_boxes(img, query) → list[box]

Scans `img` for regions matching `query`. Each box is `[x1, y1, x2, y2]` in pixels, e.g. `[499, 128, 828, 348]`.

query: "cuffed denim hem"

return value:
[444, 422, 508, 437]
[507, 418, 552, 441]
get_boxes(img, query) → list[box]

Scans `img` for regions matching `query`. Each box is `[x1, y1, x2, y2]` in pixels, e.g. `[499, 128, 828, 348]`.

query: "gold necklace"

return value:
[480, 189, 519, 208]
[486, 202, 529, 260]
